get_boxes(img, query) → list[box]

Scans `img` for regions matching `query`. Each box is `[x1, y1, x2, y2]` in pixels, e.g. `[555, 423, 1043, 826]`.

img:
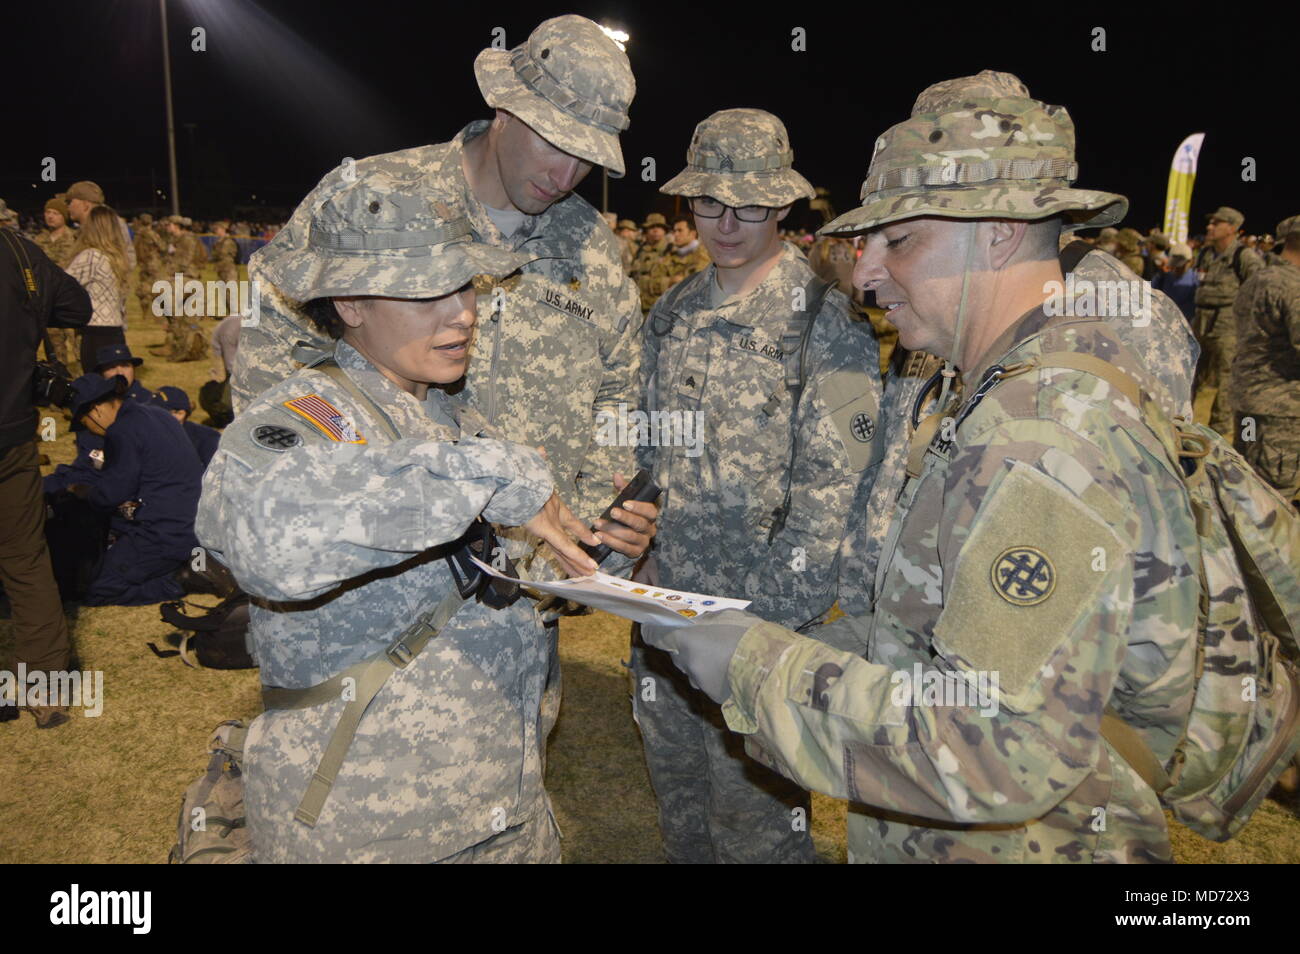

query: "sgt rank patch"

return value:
[281, 395, 366, 444]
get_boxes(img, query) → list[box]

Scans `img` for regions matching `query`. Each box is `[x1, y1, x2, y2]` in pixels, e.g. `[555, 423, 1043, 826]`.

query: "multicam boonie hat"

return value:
[822, 70, 1128, 235]
[255, 167, 531, 302]
[661, 108, 814, 208]
[474, 15, 634, 175]
[641, 212, 667, 229]
[616, 218, 637, 231]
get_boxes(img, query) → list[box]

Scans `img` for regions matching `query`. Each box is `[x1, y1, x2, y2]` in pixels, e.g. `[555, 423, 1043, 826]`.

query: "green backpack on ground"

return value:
[169, 720, 252, 863]
[1037, 352, 1300, 841]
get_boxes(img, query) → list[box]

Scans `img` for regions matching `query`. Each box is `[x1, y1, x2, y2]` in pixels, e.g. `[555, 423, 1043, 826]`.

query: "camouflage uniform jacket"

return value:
[630, 238, 673, 312]
[641, 244, 882, 629]
[1194, 239, 1263, 311]
[35, 228, 78, 268]
[166, 231, 205, 282]
[196, 340, 558, 863]
[212, 235, 239, 268]
[234, 122, 643, 550]
[723, 306, 1201, 863]
[835, 247, 1198, 622]
[666, 240, 710, 286]
[134, 226, 166, 273]
[1231, 256, 1300, 414]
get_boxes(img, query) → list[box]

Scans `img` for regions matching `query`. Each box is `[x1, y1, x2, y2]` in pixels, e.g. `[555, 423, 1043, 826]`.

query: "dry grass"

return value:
[0, 271, 1292, 863]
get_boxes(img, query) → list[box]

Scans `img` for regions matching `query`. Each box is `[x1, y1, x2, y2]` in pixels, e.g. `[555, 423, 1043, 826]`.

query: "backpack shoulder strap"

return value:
[780, 276, 835, 404]
[314, 356, 401, 442]
[1058, 239, 1095, 276]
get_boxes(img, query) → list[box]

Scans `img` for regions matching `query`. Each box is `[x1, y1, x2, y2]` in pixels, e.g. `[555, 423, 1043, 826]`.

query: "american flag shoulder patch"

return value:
[282, 394, 366, 444]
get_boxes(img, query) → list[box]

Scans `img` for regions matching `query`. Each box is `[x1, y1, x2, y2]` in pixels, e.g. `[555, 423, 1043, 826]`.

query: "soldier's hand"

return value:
[594, 471, 659, 560]
[647, 608, 758, 704]
[67, 483, 91, 500]
[524, 492, 600, 578]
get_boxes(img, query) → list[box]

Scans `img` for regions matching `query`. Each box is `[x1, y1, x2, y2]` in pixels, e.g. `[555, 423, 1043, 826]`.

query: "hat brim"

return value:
[95, 356, 143, 371]
[255, 234, 532, 303]
[474, 49, 625, 175]
[820, 184, 1129, 236]
[660, 168, 815, 209]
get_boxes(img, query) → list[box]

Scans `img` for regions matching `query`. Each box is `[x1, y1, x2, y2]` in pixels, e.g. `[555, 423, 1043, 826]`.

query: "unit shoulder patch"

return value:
[251, 424, 303, 452]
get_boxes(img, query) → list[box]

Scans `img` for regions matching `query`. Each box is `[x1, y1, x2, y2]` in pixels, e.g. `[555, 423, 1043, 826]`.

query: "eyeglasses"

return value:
[689, 197, 774, 223]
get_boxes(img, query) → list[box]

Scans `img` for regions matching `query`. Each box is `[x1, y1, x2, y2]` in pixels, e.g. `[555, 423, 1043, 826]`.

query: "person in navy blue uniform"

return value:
[65, 374, 204, 606]
[45, 343, 154, 495]
[151, 386, 220, 468]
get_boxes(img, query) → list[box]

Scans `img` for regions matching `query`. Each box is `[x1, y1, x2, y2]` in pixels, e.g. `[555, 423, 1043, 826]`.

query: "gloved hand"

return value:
[641, 608, 763, 704]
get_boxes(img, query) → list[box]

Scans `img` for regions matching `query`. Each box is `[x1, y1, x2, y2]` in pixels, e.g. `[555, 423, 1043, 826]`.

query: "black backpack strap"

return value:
[1058, 239, 1094, 276]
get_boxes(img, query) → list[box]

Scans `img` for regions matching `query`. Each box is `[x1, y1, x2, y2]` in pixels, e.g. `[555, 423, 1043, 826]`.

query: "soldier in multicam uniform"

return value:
[133, 213, 167, 319]
[36, 197, 80, 370]
[1116, 227, 1145, 277]
[157, 215, 208, 361]
[641, 70, 1204, 864]
[1231, 214, 1300, 500]
[630, 212, 673, 312]
[1194, 206, 1263, 437]
[231, 15, 657, 753]
[634, 108, 882, 863]
[664, 214, 710, 287]
[616, 218, 639, 274]
[196, 167, 617, 864]
[211, 220, 239, 285]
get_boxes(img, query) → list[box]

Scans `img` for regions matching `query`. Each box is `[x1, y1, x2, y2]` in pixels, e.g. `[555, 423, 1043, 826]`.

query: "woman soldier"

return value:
[196, 167, 608, 863]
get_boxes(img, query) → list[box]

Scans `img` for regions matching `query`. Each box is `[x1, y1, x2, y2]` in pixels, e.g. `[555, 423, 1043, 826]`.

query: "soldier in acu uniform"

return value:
[1231, 214, 1300, 500]
[633, 108, 881, 863]
[1194, 206, 1263, 437]
[641, 71, 1205, 865]
[196, 167, 612, 863]
[229, 15, 658, 758]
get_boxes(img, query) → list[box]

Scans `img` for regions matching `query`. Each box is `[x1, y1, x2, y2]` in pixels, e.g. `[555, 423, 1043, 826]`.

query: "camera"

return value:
[33, 360, 74, 408]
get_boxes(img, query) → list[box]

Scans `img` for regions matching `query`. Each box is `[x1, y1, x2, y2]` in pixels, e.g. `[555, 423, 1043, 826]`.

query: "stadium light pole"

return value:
[160, 0, 181, 216]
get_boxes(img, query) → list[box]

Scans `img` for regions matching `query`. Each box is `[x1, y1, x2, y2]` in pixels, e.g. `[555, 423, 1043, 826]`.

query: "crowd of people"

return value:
[2, 13, 1298, 865]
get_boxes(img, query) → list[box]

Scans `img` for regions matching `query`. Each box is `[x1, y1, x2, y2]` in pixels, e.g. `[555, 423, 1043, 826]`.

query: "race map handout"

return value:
[469, 556, 750, 628]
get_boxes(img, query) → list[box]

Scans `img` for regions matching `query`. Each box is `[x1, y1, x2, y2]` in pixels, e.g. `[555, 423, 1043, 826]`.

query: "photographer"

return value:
[0, 227, 90, 728]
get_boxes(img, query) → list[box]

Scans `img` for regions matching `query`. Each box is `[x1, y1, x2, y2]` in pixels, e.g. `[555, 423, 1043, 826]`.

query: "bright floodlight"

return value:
[599, 24, 629, 51]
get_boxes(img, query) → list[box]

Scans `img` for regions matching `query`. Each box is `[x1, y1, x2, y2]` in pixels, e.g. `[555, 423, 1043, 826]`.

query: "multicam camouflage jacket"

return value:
[166, 231, 206, 282]
[196, 340, 557, 863]
[630, 238, 673, 312]
[1195, 239, 1264, 312]
[1231, 255, 1300, 415]
[234, 122, 643, 547]
[640, 243, 882, 630]
[665, 240, 710, 286]
[134, 226, 166, 273]
[212, 235, 239, 275]
[34, 228, 78, 268]
[722, 306, 1202, 863]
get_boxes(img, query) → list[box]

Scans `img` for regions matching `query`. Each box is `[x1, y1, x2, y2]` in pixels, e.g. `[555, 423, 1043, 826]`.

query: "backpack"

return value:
[1031, 351, 1300, 841]
[168, 720, 252, 863]
[152, 593, 255, 669]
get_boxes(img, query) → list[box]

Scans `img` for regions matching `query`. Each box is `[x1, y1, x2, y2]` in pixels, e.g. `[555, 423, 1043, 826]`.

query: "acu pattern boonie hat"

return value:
[661, 108, 815, 208]
[1275, 215, 1300, 241]
[823, 70, 1128, 235]
[474, 15, 634, 175]
[254, 166, 532, 302]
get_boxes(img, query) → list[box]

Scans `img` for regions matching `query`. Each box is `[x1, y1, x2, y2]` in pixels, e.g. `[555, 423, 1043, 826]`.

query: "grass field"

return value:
[1, 267, 1295, 864]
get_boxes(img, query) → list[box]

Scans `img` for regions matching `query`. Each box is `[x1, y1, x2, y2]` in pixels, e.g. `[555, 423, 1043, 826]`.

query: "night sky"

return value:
[13, 1, 1290, 235]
